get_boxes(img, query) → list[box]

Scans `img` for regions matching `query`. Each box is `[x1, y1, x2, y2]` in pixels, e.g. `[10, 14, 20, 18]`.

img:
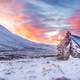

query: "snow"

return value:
[0, 57, 80, 80]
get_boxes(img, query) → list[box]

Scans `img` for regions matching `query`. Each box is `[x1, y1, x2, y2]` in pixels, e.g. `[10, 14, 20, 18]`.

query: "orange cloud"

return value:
[68, 15, 80, 29]
[66, 12, 80, 35]
[13, 23, 65, 45]
[14, 24, 48, 43]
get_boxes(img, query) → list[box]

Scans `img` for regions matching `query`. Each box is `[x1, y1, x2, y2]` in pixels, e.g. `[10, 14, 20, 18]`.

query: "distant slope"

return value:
[0, 25, 56, 54]
[72, 35, 80, 46]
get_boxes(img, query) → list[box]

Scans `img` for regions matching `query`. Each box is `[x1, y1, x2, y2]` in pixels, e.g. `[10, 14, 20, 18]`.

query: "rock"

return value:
[56, 52, 70, 60]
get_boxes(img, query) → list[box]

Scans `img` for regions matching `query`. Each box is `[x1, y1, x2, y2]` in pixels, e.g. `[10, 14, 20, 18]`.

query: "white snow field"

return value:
[0, 57, 80, 80]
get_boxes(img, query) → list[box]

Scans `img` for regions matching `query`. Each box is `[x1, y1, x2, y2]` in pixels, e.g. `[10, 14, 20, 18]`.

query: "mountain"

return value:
[0, 25, 56, 55]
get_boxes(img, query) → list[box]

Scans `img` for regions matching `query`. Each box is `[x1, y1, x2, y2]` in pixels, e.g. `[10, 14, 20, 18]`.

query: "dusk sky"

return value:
[0, 0, 80, 45]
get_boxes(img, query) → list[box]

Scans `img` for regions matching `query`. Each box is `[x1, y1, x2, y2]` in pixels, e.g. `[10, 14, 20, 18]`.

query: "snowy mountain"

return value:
[0, 25, 56, 55]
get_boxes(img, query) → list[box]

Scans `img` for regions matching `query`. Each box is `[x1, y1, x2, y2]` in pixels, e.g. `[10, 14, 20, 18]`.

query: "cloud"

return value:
[23, 0, 73, 30]
[0, 0, 79, 45]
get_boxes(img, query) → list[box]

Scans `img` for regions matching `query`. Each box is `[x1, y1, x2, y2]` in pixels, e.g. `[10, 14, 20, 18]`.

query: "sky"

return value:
[0, 0, 80, 45]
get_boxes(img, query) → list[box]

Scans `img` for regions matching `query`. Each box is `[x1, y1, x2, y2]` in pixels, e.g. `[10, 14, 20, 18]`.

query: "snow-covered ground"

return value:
[0, 57, 80, 80]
